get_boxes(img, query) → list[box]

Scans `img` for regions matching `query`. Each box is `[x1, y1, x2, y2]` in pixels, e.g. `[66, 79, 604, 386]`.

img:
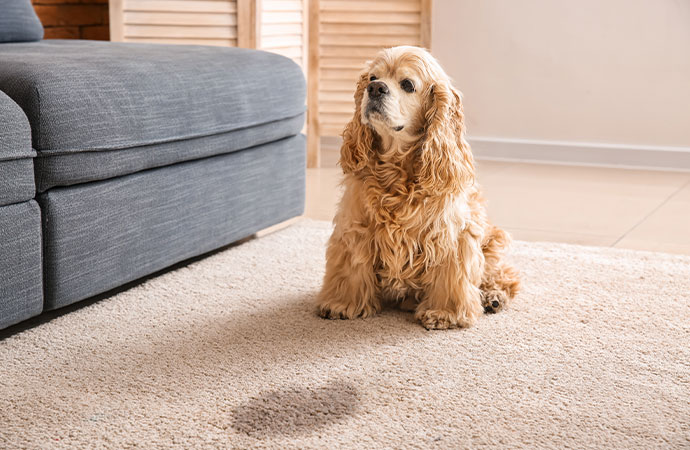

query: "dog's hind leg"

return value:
[480, 225, 520, 313]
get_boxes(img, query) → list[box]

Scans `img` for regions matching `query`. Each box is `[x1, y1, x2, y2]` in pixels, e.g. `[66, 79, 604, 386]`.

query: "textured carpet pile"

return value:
[1, 220, 688, 448]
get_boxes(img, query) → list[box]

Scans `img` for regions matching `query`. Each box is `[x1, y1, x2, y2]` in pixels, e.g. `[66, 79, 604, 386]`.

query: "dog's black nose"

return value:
[367, 81, 389, 99]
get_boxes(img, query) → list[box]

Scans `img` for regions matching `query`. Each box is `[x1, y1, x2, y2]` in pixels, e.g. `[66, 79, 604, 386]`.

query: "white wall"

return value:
[431, 0, 690, 167]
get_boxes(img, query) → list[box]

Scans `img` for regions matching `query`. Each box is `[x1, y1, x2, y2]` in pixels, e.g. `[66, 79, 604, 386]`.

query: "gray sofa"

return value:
[0, 2, 306, 329]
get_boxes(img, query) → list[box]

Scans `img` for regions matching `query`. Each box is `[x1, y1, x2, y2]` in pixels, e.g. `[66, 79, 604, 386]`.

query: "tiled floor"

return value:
[302, 148, 690, 255]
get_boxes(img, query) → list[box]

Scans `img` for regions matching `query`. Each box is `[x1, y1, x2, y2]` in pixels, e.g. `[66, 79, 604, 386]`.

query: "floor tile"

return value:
[480, 163, 690, 237]
[614, 181, 690, 254]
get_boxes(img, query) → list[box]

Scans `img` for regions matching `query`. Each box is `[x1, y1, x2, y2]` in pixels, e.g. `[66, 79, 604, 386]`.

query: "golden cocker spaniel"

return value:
[317, 46, 520, 330]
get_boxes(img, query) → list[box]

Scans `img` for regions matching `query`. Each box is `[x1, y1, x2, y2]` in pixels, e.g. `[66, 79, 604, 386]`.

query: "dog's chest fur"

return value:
[361, 163, 465, 301]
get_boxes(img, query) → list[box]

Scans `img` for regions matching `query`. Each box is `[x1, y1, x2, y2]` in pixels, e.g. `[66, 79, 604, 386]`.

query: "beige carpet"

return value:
[1, 220, 689, 449]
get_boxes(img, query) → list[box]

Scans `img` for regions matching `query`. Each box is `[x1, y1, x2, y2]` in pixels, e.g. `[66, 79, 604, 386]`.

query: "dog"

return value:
[316, 46, 520, 330]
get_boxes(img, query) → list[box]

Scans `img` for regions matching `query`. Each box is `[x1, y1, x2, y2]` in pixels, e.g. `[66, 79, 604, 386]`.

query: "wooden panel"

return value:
[262, 34, 302, 48]
[322, 22, 419, 36]
[307, 0, 320, 167]
[124, 1, 236, 13]
[114, 0, 239, 46]
[320, 68, 360, 80]
[320, 101, 354, 114]
[321, 45, 380, 58]
[316, 0, 429, 137]
[123, 12, 237, 26]
[262, 22, 302, 36]
[109, 0, 124, 41]
[320, 57, 368, 69]
[267, 46, 303, 58]
[263, 0, 302, 11]
[237, 0, 260, 48]
[321, 11, 420, 24]
[125, 37, 238, 46]
[321, 1, 420, 12]
[263, 11, 301, 23]
[124, 25, 237, 39]
[320, 34, 419, 47]
[259, 0, 306, 69]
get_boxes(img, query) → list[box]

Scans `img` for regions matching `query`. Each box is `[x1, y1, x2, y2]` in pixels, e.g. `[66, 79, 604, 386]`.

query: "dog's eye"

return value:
[400, 79, 415, 93]
[369, 75, 377, 81]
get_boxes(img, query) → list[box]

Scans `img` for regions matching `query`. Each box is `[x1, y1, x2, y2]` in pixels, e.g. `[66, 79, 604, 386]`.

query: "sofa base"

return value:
[0, 201, 43, 329]
[39, 135, 306, 310]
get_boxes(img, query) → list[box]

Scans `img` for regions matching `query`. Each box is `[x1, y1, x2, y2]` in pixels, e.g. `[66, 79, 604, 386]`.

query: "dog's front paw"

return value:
[415, 309, 477, 330]
[317, 302, 379, 320]
[482, 290, 509, 314]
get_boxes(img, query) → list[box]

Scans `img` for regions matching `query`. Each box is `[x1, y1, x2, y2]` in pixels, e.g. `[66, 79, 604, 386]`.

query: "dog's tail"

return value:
[481, 225, 521, 300]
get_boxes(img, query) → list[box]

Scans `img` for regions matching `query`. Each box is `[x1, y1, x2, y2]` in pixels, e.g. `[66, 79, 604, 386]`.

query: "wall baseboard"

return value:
[469, 137, 690, 172]
[321, 135, 690, 172]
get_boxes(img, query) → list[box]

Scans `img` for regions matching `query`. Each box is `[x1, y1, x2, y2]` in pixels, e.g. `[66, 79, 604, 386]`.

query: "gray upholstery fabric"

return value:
[0, 200, 43, 330]
[0, 91, 35, 205]
[0, 90, 34, 161]
[0, 40, 306, 153]
[0, 0, 44, 43]
[40, 135, 306, 310]
[34, 113, 305, 192]
[0, 158, 35, 206]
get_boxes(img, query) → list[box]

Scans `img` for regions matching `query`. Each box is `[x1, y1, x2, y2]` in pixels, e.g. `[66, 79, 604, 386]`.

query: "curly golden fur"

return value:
[317, 46, 520, 329]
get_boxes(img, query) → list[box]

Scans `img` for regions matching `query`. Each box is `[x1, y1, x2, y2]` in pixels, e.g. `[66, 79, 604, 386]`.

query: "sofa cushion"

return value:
[39, 135, 305, 310]
[0, 0, 44, 43]
[34, 113, 305, 191]
[0, 40, 306, 156]
[0, 200, 43, 330]
[0, 91, 35, 205]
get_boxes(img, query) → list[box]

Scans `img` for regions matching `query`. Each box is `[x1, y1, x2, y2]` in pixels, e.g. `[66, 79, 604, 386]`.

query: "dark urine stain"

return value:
[232, 379, 359, 437]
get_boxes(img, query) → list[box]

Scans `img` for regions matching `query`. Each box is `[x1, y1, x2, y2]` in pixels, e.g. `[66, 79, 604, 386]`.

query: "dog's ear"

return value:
[340, 71, 375, 174]
[416, 81, 475, 194]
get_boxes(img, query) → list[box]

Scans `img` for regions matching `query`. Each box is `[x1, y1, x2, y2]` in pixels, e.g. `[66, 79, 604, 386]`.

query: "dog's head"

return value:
[340, 46, 474, 193]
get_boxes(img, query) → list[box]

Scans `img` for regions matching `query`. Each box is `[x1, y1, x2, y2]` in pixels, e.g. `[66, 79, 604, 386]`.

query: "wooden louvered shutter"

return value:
[110, 0, 240, 47]
[110, 0, 308, 71]
[307, 0, 432, 166]
[260, 0, 309, 70]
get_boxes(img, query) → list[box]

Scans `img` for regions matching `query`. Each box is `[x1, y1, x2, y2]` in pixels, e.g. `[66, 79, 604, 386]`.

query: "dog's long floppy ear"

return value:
[339, 72, 375, 174]
[416, 80, 475, 194]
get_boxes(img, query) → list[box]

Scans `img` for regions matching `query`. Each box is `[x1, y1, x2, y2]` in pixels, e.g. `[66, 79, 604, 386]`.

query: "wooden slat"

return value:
[321, 113, 352, 124]
[321, 1, 420, 12]
[321, 79, 361, 91]
[320, 101, 355, 114]
[320, 68, 360, 80]
[263, 11, 302, 23]
[320, 34, 419, 47]
[124, 0, 236, 14]
[320, 11, 420, 24]
[124, 37, 237, 46]
[302, 0, 308, 72]
[321, 22, 419, 36]
[321, 45, 381, 58]
[124, 25, 237, 39]
[307, 0, 320, 167]
[109, 0, 124, 41]
[237, 0, 260, 48]
[321, 124, 346, 136]
[320, 57, 368, 69]
[262, 22, 303, 36]
[267, 46, 303, 58]
[420, 0, 431, 48]
[263, 0, 302, 11]
[124, 12, 236, 26]
[320, 90, 356, 102]
[261, 34, 302, 48]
